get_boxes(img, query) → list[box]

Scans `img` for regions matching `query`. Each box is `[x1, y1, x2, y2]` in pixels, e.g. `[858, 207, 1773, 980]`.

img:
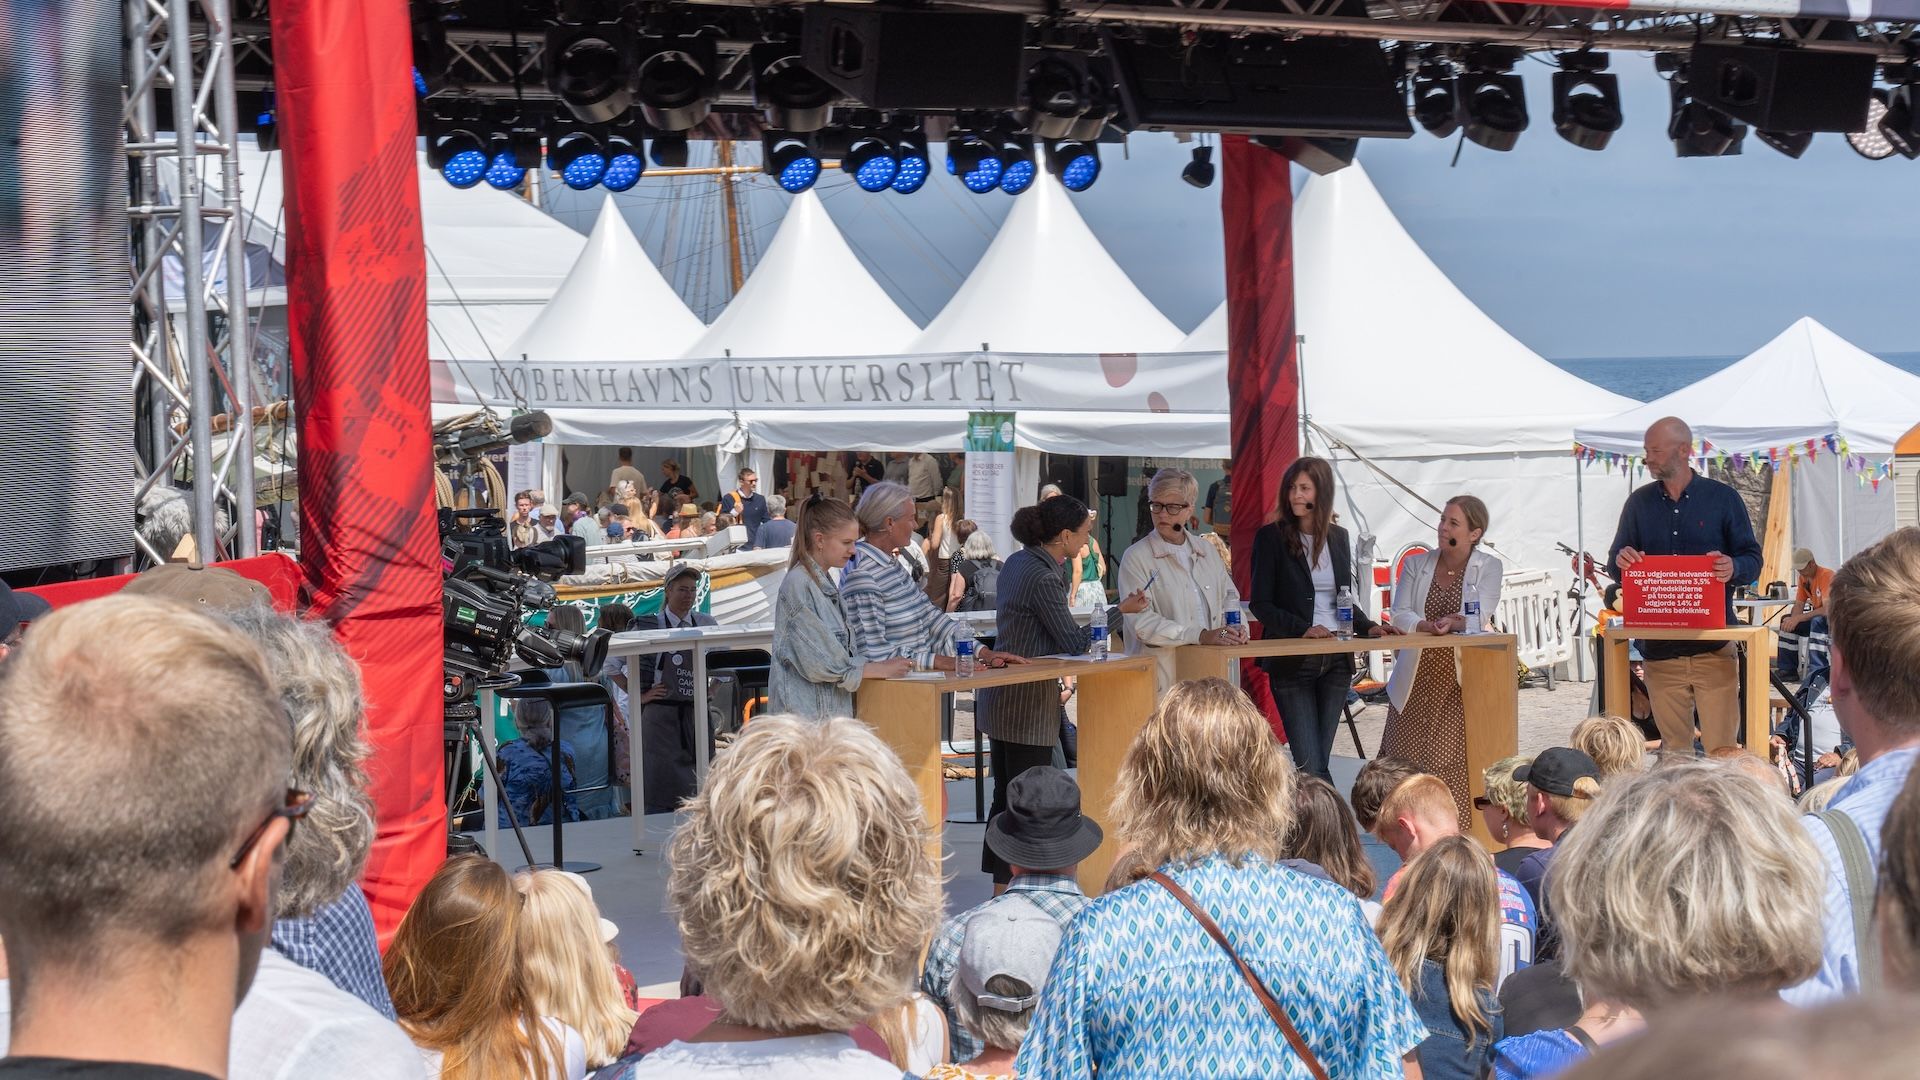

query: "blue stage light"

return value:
[892, 153, 929, 194]
[1047, 140, 1101, 191]
[764, 133, 820, 193]
[484, 150, 526, 190]
[443, 148, 487, 188]
[960, 156, 1003, 193]
[999, 158, 1036, 194]
[778, 155, 820, 192]
[601, 137, 644, 192]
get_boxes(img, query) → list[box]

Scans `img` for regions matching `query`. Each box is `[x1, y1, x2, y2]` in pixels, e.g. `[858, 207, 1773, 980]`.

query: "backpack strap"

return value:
[1565, 1025, 1599, 1053]
[1815, 808, 1884, 992]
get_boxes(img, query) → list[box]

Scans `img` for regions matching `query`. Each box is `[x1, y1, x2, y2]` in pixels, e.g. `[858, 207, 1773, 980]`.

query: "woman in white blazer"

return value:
[1118, 468, 1246, 691]
[1382, 495, 1502, 831]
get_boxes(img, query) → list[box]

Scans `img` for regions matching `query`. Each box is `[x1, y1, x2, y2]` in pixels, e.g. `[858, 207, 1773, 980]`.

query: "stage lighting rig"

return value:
[1460, 49, 1528, 151]
[891, 123, 930, 194]
[484, 139, 525, 189]
[1411, 59, 1462, 138]
[843, 131, 900, 192]
[1045, 138, 1100, 191]
[1551, 52, 1623, 152]
[549, 129, 609, 188]
[636, 36, 717, 132]
[1019, 52, 1091, 140]
[1878, 78, 1920, 158]
[1848, 88, 1897, 159]
[763, 132, 821, 193]
[544, 23, 635, 126]
[1659, 55, 1745, 157]
[753, 45, 836, 134]
[650, 133, 690, 168]
[998, 133, 1036, 194]
[1181, 144, 1215, 188]
[1757, 129, 1814, 158]
[948, 126, 1004, 193]
[427, 116, 488, 188]
[602, 135, 644, 191]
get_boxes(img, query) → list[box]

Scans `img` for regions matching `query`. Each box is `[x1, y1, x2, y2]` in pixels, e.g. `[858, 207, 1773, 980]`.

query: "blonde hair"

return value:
[1377, 836, 1500, 1045]
[514, 871, 638, 1068]
[1283, 777, 1376, 901]
[1111, 678, 1293, 868]
[789, 494, 858, 584]
[1148, 467, 1200, 508]
[1828, 527, 1920, 731]
[1797, 776, 1850, 814]
[1481, 754, 1532, 821]
[1376, 774, 1457, 838]
[1534, 776, 1603, 827]
[667, 714, 940, 1031]
[1572, 715, 1645, 782]
[1551, 762, 1823, 1009]
[1444, 494, 1490, 544]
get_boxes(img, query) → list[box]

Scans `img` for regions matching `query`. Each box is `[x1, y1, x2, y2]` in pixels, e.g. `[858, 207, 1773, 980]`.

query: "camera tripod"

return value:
[444, 689, 538, 867]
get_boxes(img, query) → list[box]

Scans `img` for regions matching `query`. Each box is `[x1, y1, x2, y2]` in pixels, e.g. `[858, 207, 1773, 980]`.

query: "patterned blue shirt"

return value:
[1782, 744, 1920, 1004]
[922, 873, 1088, 1063]
[1016, 854, 1427, 1078]
[1491, 1028, 1586, 1079]
[270, 885, 396, 1019]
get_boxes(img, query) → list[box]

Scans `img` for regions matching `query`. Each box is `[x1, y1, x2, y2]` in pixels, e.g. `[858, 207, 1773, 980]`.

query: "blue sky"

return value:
[545, 54, 1920, 361]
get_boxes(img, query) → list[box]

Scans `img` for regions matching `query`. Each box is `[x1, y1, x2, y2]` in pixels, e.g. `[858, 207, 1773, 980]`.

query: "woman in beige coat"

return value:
[1117, 468, 1246, 691]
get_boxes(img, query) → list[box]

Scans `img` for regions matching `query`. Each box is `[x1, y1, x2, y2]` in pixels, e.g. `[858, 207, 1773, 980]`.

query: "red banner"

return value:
[270, 0, 443, 939]
[20, 554, 304, 611]
[1220, 136, 1299, 738]
[1623, 555, 1726, 629]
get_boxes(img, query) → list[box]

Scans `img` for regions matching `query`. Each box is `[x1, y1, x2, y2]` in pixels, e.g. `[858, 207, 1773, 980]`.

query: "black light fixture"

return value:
[1019, 52, 1088, 140]
[635, 37, 716, 132]
[548, 129, 609, 190]
[1066, 59, 1117, 142]
[1410, 61, 1461, 138]
[544, 23, 635, 125]
[1660, 56, 1745, 158]
[1181, 144, 1215, 188]
[1460, 49, 1528, 151]
[1756, 129, 1814, 158]
[649, 132, 690, 168]
[842, 130, 900, 192]
[426, 115, 489, 187]
[947, 125, 1003, 194]
[752, 45, 836, 134]
[762, 131, 821, 194]
[1878, 82, 1920, 159]
[1551, 52, 1622, 151]
[1044, 138, 1100, 191]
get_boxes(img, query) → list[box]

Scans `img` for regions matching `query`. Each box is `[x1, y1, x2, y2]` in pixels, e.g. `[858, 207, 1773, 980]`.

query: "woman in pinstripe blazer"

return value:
[978, 494, 1148, 884]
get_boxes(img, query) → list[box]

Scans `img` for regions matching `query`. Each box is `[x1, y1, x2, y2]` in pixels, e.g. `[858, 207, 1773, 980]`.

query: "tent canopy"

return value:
[1180, 301, 1227, 351]
[505, 198, 706, 364]
[682, 190, 921, 360]
[912, 173, 1185, 355]
[1573, 317, 1920, 457]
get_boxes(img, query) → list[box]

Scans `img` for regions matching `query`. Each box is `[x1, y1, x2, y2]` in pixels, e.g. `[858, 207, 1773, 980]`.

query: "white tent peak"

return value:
[1294, 160, 1633, 456]
[1180, 301, 1227, 351]
[506, 196, 705, 363]
[682, 190, 921, 360]
[912, 173, 1185, 354]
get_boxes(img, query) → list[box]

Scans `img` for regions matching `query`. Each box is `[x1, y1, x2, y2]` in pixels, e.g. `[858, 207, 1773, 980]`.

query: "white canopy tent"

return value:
[1180, 302, 1227, 351]
[1574, 317, 1920, 565]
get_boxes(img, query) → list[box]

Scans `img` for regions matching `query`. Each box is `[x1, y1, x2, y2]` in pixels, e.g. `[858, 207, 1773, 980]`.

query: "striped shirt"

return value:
[978, 546, 1107, 746]
[922, 873, 1089, 1064]
[841, 539, 957, 668]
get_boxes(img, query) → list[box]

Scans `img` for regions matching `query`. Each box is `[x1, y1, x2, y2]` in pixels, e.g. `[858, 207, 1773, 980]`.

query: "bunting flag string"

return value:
[1570, 436, 1894, 483]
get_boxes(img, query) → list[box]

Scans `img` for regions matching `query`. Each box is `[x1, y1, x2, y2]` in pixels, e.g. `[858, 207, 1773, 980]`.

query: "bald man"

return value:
[1608, 416, 1762, 754]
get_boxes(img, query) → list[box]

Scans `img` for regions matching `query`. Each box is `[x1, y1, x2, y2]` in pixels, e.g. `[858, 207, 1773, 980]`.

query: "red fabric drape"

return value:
[1219, 136, 1300, 740]
[270, 0, 443, 939]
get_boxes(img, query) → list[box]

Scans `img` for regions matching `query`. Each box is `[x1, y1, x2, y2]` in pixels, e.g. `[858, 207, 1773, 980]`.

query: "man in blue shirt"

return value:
[1608, 416, 1762, 754]
[719, 468, 769, 545]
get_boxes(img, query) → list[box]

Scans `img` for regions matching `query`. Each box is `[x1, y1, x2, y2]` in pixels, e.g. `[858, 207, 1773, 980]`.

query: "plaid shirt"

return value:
[922, 873, 1088, 1064]
[841, 539, 957, 669]
[270, 885, 396, 1019]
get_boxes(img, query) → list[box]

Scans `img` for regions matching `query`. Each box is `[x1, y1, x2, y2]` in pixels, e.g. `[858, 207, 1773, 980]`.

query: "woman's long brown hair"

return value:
[384, 855, 564, 1080]
[1275, 456, 1335, 565]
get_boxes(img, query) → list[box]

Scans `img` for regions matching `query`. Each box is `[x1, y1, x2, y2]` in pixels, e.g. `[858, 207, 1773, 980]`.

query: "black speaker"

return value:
[1688, 44, 1875, 134]
[1097, 458, 1130, 498]
[1109, 34, 1412, 139]
[801, 7, 1025, 111]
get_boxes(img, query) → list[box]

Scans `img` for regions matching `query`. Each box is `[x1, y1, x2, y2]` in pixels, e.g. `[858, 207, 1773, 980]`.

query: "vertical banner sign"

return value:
[1220, 136, 1300, 739]
[966, 413, 1018, 563]
[271, 0, 444, 939]
[507, 439, 544, 504]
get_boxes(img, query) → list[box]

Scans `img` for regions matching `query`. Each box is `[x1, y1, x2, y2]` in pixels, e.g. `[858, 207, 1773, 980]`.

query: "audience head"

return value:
[949, 896, 1063, 1056]
[1351, 756, 1423, 833]
[1477, 753, 1535, 844]
[666, 714, 939, 1033]
[954, 518, 979, 549]
[766, 493, 787, 519]
[1011, 495, 1094, 557]
[985, 765, 1103, 877]
[0, 595, 291, 996]
[1373, 773, 1458, 860]
[1707, 745, 1790, 798]
[1551, 761, 1822, 1010]
[1283, 776, 1376, 901]
[1797, 775, 1849, 814]
[855, 481, 917, 550]
[1377, 836, 1501, 1046]
[221, 607, 374, 921]
[1572, 714, 1645, 781]
[1112, 678, 1292, 869]
[1519, 747, 1602, 840]
[1876, 764, 1920, 991]
[1557, 996, 1920, 1080]
[962, 528, 998, 562]
[789, 493, 860, 579]
[0, 580, 48, 661]
[598, 602, 635, 634]
[1038, 483, 1063, 501]
[515, 698, 556, 749]
[386, 855, 563, 1080]
[514, 869, 637, 1068]
[618, 446, 636, 464]
[1827, 527, 1920, 751]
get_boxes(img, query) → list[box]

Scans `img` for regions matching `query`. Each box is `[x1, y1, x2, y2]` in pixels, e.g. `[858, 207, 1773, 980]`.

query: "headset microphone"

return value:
[1448, 537, 1459, 548]
[1304, 502, 1315, 511]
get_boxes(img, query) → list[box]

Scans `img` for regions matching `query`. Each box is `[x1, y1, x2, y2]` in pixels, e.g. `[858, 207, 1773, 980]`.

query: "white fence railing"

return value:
[1495, 568, 1575, 686]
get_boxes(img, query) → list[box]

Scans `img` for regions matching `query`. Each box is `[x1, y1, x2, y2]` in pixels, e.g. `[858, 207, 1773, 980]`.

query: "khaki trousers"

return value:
[1644, 644, 1741, 752]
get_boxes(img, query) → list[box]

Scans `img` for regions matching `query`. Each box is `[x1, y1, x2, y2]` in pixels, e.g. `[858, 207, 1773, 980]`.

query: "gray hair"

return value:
[1149, 468, 1200, 508]
[1039, 483, 1063, 501]
[949, 971, 1038, 1052]
[855, 481, 915, 534]
[516, 698, 556, 748]
[766, 493, 788, 517]
[962, 530, 998, 561]
[222, 607, 376, 920]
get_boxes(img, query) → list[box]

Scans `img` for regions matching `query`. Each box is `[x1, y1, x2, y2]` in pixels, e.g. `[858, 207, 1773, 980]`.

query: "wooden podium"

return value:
[1174, 633, 1520, 846]
[856, 655, 1157, 895]
[1597, 624, 1773, 754]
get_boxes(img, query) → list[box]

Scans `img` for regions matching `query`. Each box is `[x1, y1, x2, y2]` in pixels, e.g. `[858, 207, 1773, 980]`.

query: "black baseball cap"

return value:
[0, 581, 50, 640]
[1516, 747, 1601, 798]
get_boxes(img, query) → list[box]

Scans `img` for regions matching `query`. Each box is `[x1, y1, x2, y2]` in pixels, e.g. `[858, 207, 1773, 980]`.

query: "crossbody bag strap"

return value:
[1148, 871, 1329, 1080]
[1816, 808, 1884, 992]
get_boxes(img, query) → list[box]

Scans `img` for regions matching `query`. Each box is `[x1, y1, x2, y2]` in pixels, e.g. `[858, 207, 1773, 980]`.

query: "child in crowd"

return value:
[1378, 836, 1504, 1080]
[515, 870, 639, 1072]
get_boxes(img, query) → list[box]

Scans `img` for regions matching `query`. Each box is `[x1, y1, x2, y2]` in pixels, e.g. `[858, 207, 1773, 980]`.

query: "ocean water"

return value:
[1550, 352, 1920, 403]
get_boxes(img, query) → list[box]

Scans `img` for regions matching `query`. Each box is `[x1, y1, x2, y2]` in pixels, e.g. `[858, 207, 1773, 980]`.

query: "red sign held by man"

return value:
[1622, 555, 1726, 629]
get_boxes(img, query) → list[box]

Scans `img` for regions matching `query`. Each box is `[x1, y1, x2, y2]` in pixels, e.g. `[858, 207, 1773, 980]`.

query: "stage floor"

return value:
[471, 755, 1385, 989]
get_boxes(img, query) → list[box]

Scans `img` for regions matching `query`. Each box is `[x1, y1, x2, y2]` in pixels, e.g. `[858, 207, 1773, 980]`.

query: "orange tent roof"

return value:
[1900, 422, 1920, 455]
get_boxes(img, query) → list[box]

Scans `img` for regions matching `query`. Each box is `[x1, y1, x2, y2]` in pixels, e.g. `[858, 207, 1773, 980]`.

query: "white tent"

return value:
[911, 173, 1186, 354]
[1180, 302, 1227, 351]
[1574, 317, 1920, 564]
[681, 190, 921, 361]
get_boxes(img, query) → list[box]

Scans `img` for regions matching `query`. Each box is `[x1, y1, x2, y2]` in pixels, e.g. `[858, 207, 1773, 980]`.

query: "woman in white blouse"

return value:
[1383, 495, 1502, 830]
[1118, 468, 1247, 691]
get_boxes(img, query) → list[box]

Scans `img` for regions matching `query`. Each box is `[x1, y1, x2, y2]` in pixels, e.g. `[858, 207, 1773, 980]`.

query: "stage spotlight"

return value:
[1461, 71, 1528, 151]
[891, 126, 930, 194]
[764, 132, 821, 193]
[483, 139, 526, 190]
[636, 39, 716, 132]
[1847, 89, 1896, 159]
[754, 47, 836, 134]
[549, 131, 608, 189]
[843, 134, 899, 192]
[1757, 129, 1814, 158]
[1181, 145, 1214, 188]
[545, 24, 635, 126]
[1878, 84, 1920, 159]
[649, 133, 690, 168]
[1411, 67, 1461, 138]
[602, 136, 644, 191]
[1045, 139, 1100, 191]
[428, 124, 487, 188]
[1669, 99, 1745, 157]
[1020, 54, 1087, 140]
[1551, 54, 1622, 151]
[947, 131, 1003, 193]
[998, 134, 1035, 194]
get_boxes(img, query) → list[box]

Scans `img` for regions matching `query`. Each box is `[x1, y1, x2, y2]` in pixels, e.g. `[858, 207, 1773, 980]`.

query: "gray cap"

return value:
[957, 894, 1062, 1012]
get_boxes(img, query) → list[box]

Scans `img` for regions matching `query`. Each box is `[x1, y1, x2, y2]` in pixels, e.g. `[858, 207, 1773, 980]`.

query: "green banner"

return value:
[965, 411, 1016, 453]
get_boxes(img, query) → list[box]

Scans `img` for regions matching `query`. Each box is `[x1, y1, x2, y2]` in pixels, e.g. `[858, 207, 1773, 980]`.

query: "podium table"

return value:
[1597, 624, 1772, 754]
[857, 655, 1157, 895]
[1174, 633, 1520, 847]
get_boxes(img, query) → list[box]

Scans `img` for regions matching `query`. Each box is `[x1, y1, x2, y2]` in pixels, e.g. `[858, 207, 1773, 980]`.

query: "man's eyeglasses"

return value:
[230, 789, 313, 870]
[1147, 502, 1191, 515]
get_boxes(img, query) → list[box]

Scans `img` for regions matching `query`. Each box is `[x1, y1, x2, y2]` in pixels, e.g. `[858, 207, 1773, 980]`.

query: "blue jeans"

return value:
[1268, 655, 1350, 783]
[1776, 615, 1830, 678]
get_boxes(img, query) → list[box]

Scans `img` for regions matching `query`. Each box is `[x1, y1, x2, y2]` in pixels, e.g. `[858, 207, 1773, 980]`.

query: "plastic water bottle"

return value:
[1224, 606, 1244, 639]
[1335, 587, 1355, 641]
[1462, 564, 1484, 635]
[1089, 604, 1110, 661]
[953, 617, 977, 678]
